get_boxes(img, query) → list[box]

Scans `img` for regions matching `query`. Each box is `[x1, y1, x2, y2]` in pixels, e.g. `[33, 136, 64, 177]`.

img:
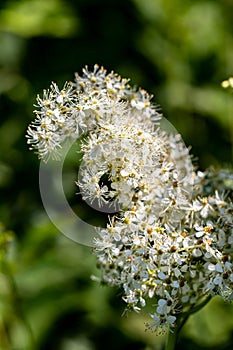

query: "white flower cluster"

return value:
[221, 77, 233, 89]
[27, 65, 233, 334]
[27, 64, 157, 161]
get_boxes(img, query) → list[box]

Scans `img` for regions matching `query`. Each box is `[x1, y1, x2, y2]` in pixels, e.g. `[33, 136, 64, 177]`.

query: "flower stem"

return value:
[164, 296, 212, 350]
[0, 316, 11, 350]
[165, 328, 178, 350]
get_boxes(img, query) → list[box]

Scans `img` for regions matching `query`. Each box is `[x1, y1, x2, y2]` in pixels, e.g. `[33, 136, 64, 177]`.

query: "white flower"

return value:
[27, 65, 233, 334]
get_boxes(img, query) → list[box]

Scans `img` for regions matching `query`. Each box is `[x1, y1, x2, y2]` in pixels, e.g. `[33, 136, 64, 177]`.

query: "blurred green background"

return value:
[0, 0, 233, 349]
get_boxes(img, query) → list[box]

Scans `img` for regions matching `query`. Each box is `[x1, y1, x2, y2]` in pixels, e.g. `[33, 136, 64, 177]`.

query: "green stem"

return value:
[1, 260, 36, 350]
[164, 295, 212, 350]
[177, 295, 212, 333]
[0, 316, 11, 350]
[165, 328, 178, 350]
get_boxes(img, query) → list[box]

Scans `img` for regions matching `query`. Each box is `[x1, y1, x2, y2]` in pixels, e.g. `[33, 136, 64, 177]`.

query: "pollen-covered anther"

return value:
[204, 225, 213, 233]
[181, 232, 187, 237]
[90, 76, 97, 83]
[107, 225, 115, 233]
[147, 227, 153, 234]
[155, 227, 164, 234]
[202, 198, 208, 205]
[124, 217, 131, 225]
[130, 206, 137, 212]
[170, 246, 177, 253]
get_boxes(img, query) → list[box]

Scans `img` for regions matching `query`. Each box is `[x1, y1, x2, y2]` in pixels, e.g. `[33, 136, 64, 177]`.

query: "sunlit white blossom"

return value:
[27, 65, 233, 334]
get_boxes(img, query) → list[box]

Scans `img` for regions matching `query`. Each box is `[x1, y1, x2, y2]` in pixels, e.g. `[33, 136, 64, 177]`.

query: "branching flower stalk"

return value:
[27, 65, 233, 349]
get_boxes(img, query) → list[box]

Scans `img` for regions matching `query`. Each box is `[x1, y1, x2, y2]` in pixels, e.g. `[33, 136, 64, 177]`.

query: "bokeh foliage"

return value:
[0, 0, 232, 349]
